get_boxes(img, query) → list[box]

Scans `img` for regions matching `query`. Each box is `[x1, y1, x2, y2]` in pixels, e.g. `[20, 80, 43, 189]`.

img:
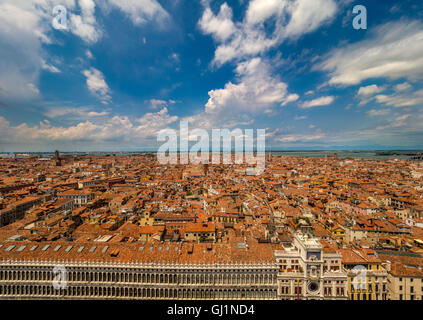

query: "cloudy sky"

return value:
[1, 0, 423, 151]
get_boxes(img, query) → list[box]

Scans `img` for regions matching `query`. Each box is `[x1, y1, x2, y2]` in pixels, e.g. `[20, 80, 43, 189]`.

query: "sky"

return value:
[1, 0, 423, 152]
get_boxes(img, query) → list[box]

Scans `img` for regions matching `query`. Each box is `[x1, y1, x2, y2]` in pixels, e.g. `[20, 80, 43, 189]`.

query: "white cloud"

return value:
[375, 114, 411, 130]
[105, 0, 169, 26]
[148, 99, 167, 110]
[246, 0, 285, 25]
[198, 3, 236, 42]
[278, 0, 337, 39]
[375, 89, 423, 107]
[135, 107, 178, 131]
[205, 58, 296, 115]
[69, 0, 170, 43]
[69, 0, 102, 43]
[69, 0, 171, 43]
[199, 0, 338, 66]
[184, 58, 297, 130]
[41, 59, 61, 73]
[46, 107, 109, 119]
[0, 107, 178, 148]
[0, 0, 169, 101]
[317, 20, 423, 86]
[147, 99, 177, 110]
[357, 85, 384, 96]
[394, 82, 412, 92]
[300, 96, 335, 109]
[366, 109, 390, 117]
[86, 49, 94, 59]
[196, 0, 338, 127]
[282, 94, 300, 106]
[0, 0, 73, 100]
[82, 67, 111, 104]
[276, 132, 326, 143]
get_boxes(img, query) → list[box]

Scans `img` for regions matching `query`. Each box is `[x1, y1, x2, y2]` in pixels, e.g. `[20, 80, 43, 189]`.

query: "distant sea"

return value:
[270, 150, 423, 160]
[2, 150, 423, 160]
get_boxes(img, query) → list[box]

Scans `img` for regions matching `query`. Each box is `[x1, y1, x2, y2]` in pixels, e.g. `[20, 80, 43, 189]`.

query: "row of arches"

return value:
[0, 285, 278, 299]
[0, 270, 277, 285]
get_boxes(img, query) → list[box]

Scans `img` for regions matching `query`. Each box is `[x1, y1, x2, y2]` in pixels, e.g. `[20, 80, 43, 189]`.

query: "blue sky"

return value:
[1, 0, 423, 151]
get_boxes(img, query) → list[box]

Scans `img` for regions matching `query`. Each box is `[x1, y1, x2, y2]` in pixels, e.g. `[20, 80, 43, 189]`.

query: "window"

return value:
[399, 294, 403, 300]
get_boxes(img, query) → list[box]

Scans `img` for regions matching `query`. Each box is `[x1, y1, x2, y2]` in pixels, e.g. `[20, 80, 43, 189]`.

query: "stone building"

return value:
[386, 261, 423, 300]
[0, 241, 279, 300]
[340, 248, 388, 300]
[274, 233, 348, 300]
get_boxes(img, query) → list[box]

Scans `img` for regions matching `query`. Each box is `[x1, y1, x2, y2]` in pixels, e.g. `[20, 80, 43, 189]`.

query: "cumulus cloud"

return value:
[82, 67, 111, 104]
[0, 0, 72, 100]
[69, 0, 102, 43]
[300, 96, 335, 109]
[0, 0, 170, 101]
[196, 0, 337, 127]
[135, 107, 178, 131]
[278, 0, 337, 39]
[198, 2, 236, 42]
[147, 99, 177, 110]
[0, 107, 178, 148]
[357, 85, 384, 96]
[205, 58, 296, 115]
[199, 0, 338, 66]
[183, 58, 297, 130]
[317, 20, 423, 86]
[105, 0, 170, 27]
[69, 0, 171, 42]
[148, 99, 167, 110]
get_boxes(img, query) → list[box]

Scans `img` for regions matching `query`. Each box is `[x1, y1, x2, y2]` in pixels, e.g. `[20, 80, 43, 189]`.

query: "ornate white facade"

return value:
[275, 233, 348, 300]
[0, 260, 279, 299]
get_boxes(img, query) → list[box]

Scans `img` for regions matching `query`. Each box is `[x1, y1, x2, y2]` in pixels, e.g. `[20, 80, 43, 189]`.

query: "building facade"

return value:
[0, 260, 279, 300]
[58, 190, 94, 207]
[387, 262, 423, 300]
[0, 241, 279, 300]
[274, 233, 348, 300]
